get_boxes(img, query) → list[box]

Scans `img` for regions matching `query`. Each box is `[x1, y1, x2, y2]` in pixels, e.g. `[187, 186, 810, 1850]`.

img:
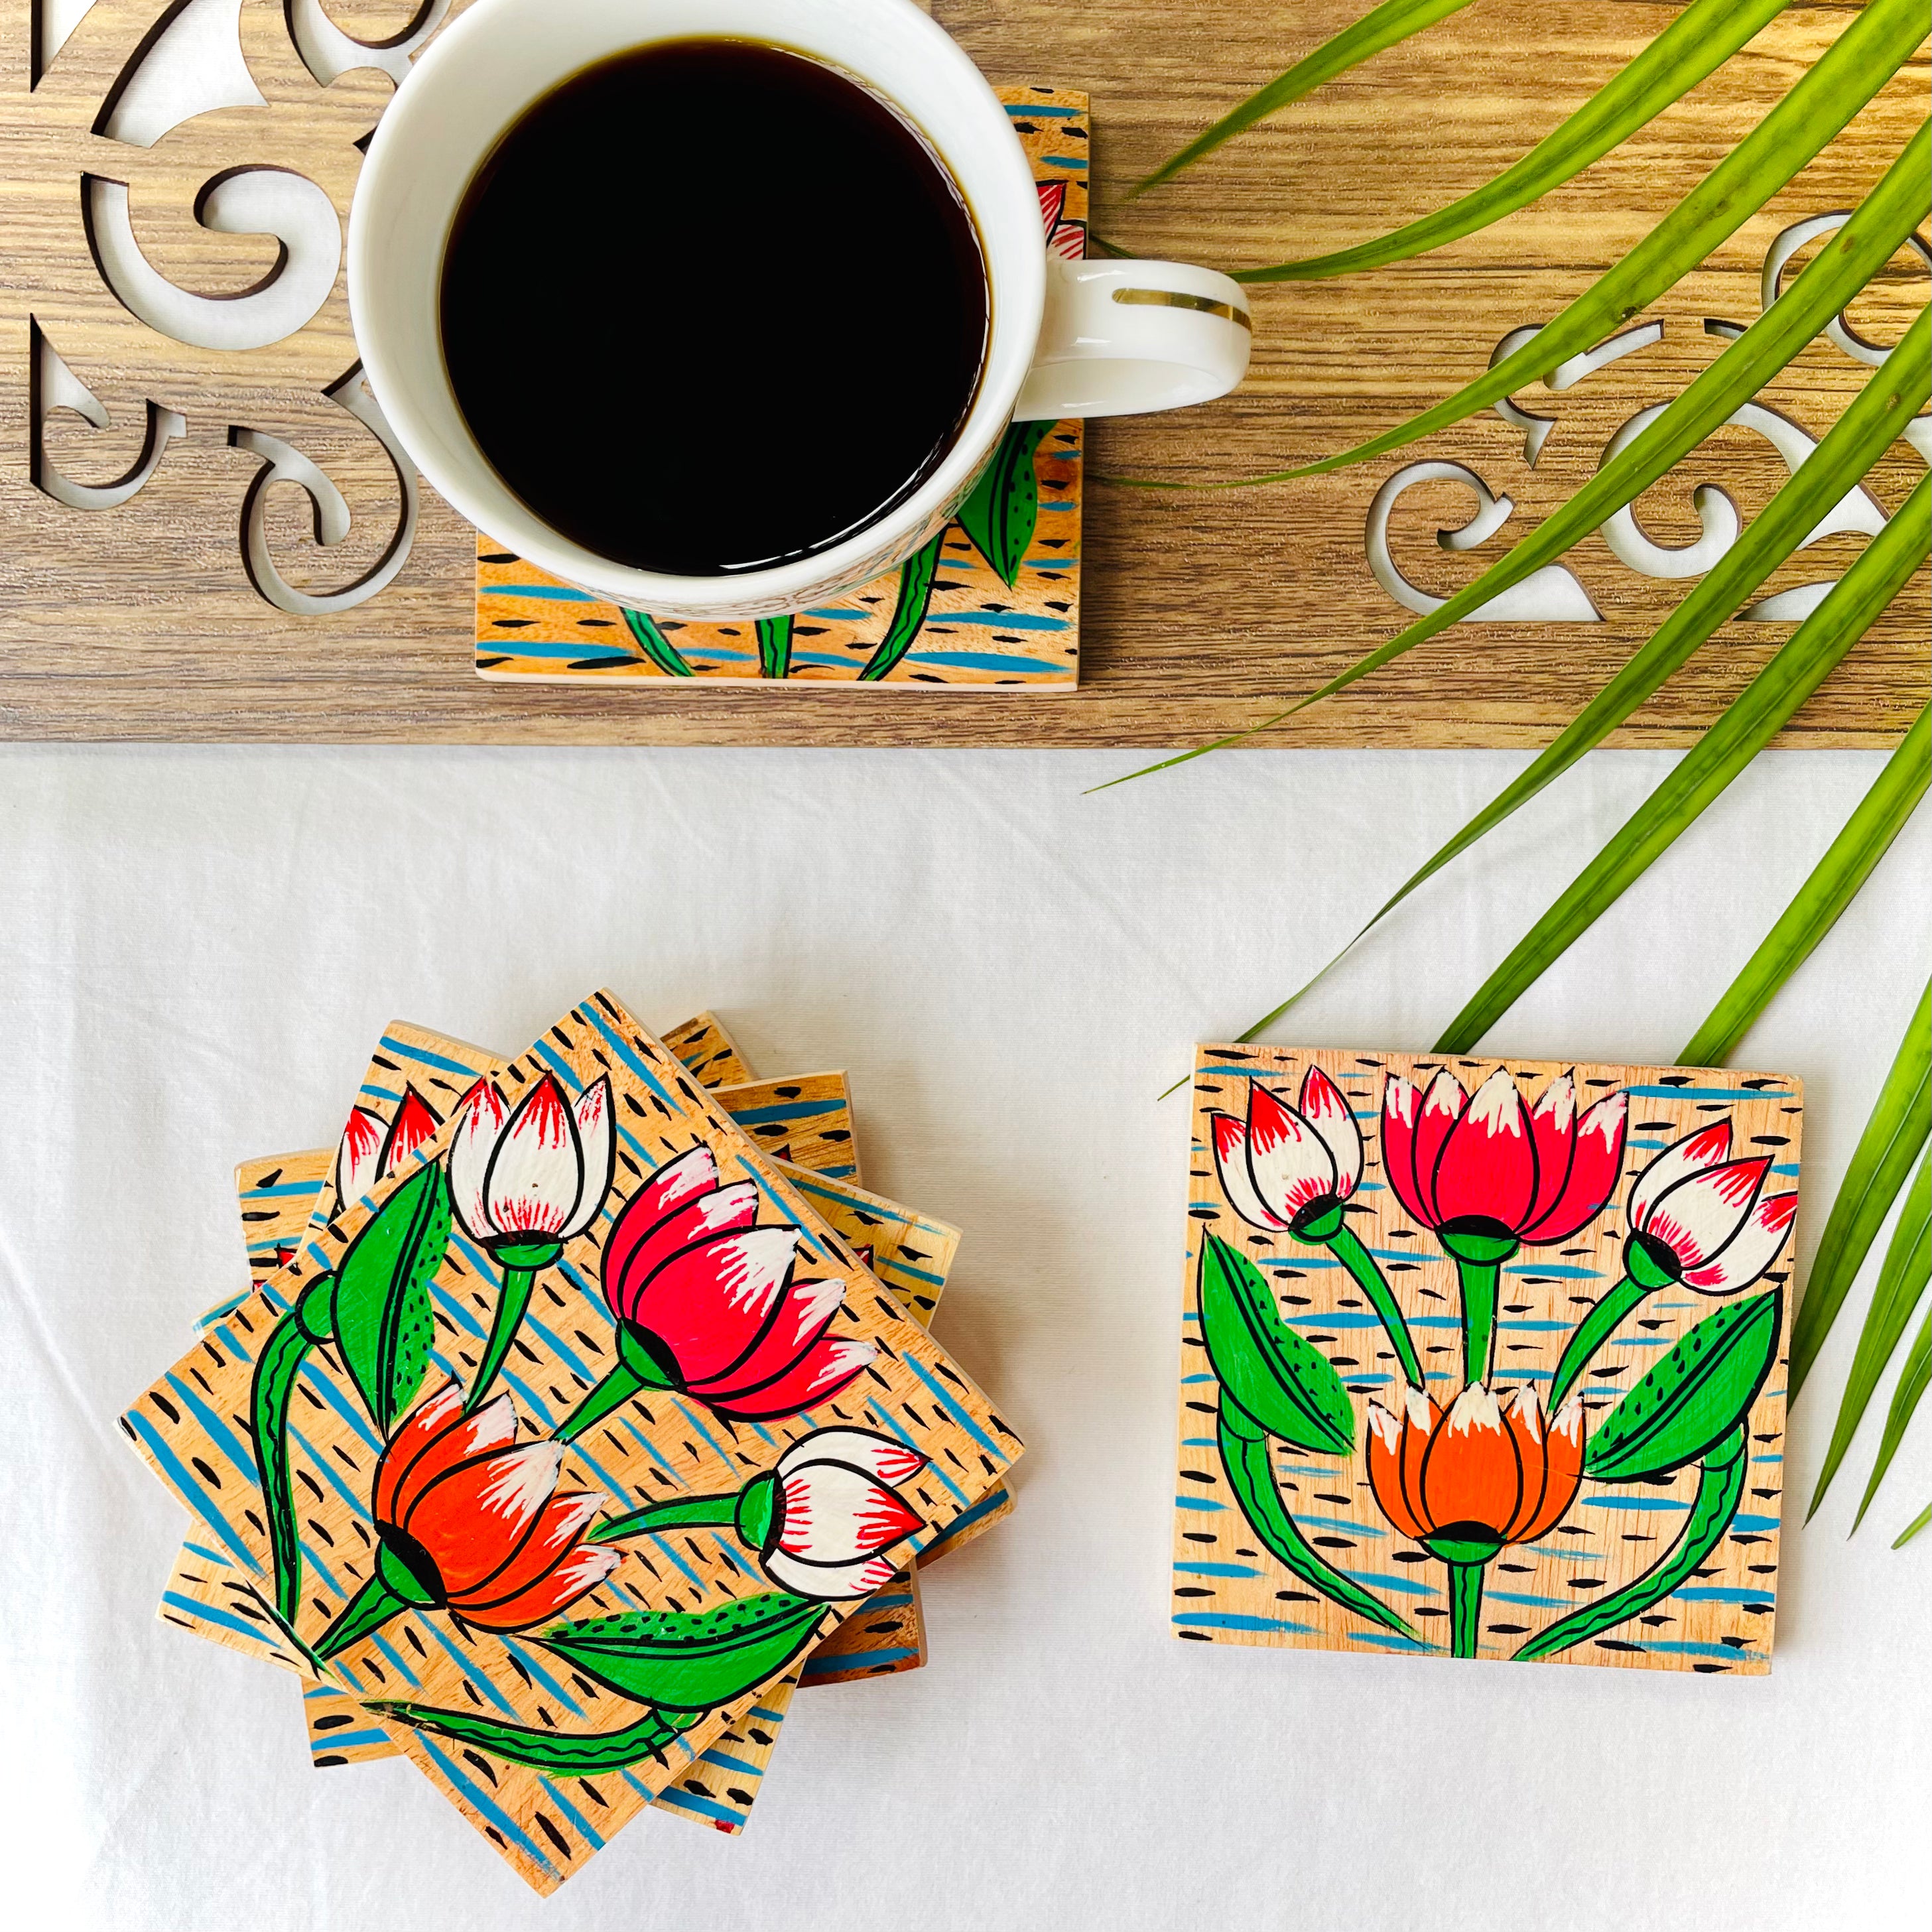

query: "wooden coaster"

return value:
[472, 88, 1088, 690]
[1177, 1047, 1799, 1672]
[127, 990, 1022, 1890]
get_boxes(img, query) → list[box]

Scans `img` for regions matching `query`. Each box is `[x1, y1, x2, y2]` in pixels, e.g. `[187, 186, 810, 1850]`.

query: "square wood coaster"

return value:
[164, 1013, 978, 1831]
[472, 87, 1088, 690]
[1177, 1045, 1799, 1673]
[126, 990, 1023, 1888]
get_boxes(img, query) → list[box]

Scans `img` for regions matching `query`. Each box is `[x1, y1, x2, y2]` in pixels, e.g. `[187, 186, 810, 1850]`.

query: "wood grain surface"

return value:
[2, 0, 1924, 745]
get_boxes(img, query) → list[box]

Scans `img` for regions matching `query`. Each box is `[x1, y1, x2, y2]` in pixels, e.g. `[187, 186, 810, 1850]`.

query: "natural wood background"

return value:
[1, 0, 1925, 745]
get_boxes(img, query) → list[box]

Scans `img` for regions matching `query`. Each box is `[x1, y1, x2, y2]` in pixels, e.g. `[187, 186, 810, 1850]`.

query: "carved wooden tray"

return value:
[1, 0, 1923, 745]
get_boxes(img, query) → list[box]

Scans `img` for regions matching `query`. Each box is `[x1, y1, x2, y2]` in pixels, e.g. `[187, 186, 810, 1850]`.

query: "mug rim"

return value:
[348, 0, 1045, 613]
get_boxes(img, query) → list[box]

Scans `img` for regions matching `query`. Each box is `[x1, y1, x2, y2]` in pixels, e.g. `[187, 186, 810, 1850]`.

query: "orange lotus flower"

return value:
[1366, 1382, 1584, 1557]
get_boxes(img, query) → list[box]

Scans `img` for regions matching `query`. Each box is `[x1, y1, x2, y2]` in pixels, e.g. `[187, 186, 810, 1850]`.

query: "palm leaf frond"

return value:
[1230, 0, 1791, 282]
[1790, 980, 1932, 1395]
[1431, 469, 1930, 1054]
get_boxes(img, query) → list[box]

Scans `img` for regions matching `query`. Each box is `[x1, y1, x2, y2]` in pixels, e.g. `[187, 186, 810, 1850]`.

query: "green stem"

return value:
[467, 1261, 537, 1413]
[757, 615, 794, 680]
[316, 1561, 416, 1661]
[369, 1699, 692, 1773]
[1456, 1257, 1501, 1385]
[589, 1494, 738, 1543]
[1326, 1223, 1423, 1387]
[1547, 1274, 1649, 1412]
[251, 1273, 334, 1625]
[554, 1359, 649, 1445]
[620, 608, 694, 676]
[1448, 1560, 1486, 1659]
[860, 531, 944, 680]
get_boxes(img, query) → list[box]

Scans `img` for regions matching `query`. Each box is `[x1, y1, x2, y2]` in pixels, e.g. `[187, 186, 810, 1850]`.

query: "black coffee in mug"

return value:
[439, 38, 990, 577]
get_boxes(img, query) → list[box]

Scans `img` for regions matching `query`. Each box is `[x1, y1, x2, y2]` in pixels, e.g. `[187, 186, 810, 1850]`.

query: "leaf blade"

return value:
[331, 1161, 449, 1433]
[1197, 1232, 1355, 1453]
[1433, 469, 1931, 1055]
[1584, 1289, 1781, 1482]
[1130, 0, 1478, 196]
[1234, 0, 1791, 281]
[1789, 978, 1931, 1394]
[1204, 312, 1932, 1030]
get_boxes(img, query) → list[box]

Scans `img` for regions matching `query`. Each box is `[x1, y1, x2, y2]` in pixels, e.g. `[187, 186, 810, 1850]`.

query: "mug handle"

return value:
[1012, 253, 1253, 421]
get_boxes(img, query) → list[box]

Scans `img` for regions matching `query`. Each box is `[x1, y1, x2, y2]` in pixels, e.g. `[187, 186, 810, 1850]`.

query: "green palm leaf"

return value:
[1894, 1498, 1932, 1548]
[1180, 311, 1931, 1035]
[1790, 979, 1932, 1395]
[1683, 702, 1930, 1068]
[1806, 1145, 1930, 1523]
[1231, 0, 1790, 282]
[1129, 0, 1478, 197]
[1098, 125, 1930, 788]
[1432, 468, 1931, 1053]
[1106, 0, 1923, 495]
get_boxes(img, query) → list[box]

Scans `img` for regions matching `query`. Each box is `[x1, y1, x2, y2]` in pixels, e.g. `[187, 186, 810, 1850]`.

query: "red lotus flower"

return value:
[598, 1145, 876, 1421]
[1209, 1064, 1363, 1237]
[1366, 1382, 1584, 1555]
[336, 1086, 440, 1206]
[1625, 1120, 1798, 1295]
[318, 1380, 617, 1656]
[740, 1429, 929, 1599]
[1381, 1067, 1628, 1252]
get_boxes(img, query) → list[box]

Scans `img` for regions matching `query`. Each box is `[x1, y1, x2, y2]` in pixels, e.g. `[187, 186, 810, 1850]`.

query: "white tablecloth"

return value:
[1, 743, 1924, 1932]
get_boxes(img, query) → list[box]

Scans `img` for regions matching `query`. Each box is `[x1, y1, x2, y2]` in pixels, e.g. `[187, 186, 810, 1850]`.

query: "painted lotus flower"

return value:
[1625, 1120, 1798, 1295]
[737, 1429, 929, 1599]
[1382, 1066, 1628, 1249]
[597, 1145, 876, 1421]
[336, 1086, 440, 1206]
[450, 1072, 613, 1250]
[318, 1380, 617, 1656]
[1366, 1382, 1584, 1555]
[1209, 1064, 1362, 1238]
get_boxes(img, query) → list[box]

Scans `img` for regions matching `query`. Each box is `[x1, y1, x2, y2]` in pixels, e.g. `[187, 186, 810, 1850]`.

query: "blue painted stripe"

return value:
[415, 1618, 521, 1718]
[493, 584, 596, 601]
[917, 608, 1068, 630]
[242, 1181, 326, 1199]
[289, 1423, 372, 1522]
[1734, 1513, 1781, 1530]
[379, 1033, 492, 1078]
[1174, 1612, 1315, 1634]
[296, 1364, 385, 1453]
[1042, 155, 1088, 168]
[161, 1590, 277, 1643]
[1348, 1630, 1439, 1651]
[1639, 1640, 1766, 1659]
[905, 650, 1061, 674]
[538, 1774, 606, 1849]
[125, 1412, 260, 1573]
[370, 1631, 422, 1688]
[503, 1638, 586, 1717]
[899, 1352, 1001, 1458]
[723, 1098, 844, 1124]
[653, 1784, 745, 1826]
[314, 1729, 393, 1752]
[416, 1735, 558, 1876]
[1345, 1570, 1437, 1597]
[923, 1483, 1009, 1551]
[1672, 1586, 1774, 1604]
[699, 1748, 766, 1777]
[1175, 1496, 1227, 1512]
[576, 1004, 682, 1112]
[1004, 101, 1082, 116]
[802, 1645, 921, 1675]
[162, 1376, 259, 1481]
[1622, 1084, 1794, 1100]
[1174, 1561, 1261, 1578]
[1583, 1496, 1692, 1512]
[1488, 1590, 1571, 1608]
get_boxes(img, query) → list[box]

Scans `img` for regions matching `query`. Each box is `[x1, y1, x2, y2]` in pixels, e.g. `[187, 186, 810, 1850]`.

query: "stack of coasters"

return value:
[473, 88, 1088, 690]
[128, 996, 1019, 1889]
[1174, 1046, 1802, 1673]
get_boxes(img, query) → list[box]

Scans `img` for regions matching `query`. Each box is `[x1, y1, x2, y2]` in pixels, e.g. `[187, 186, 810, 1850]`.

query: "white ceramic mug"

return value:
[350, 0, 1252, 620]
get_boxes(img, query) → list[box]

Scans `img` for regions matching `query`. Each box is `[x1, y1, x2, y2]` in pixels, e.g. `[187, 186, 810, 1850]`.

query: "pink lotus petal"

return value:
[1412, 1068, 1472, 1224]
[382, 1088, 441, 1181]
[607, 1183, 761, 1326]
[1246, 1082, 1338, 1223]
[625, 1225, 798, 1385]
[1642, 1156, 1770, 1269]
[1379, 1075, 1432, 1228]
[1210, 1114, 1289, 1230]
[1431, 1069, 1536, 1231]
[1298, 1064, 1364, 1200]
[705, 1334, 877, 1422]
[336, 1106, 386, 1208]
[1524, 1090, 1627, 1245]
[1683, 1189, 1797, 1293]
[1628, 1120, 1733, 1232]
[1523, 1073, 1578, 1230]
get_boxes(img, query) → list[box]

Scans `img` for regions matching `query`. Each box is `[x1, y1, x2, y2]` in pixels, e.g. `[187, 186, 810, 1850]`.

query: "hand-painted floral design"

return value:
[1037, 178, 1086, 261]
[448, 1071, 614, 1411]
[1192, 1054, 1795, 1667]
[1366, 1383, 1586, 1655]
[317, 1380, 617, 1657]
[1210, 1064, 1361, 1238]
[556, 1145, 875, 1441]
[1382, 1066, 1629, 1250]
[593, 1426, 931, 1600]
[450, 1072, 614, 1251]
[1626, 1120, 1798, 1295]
[336, 1086, 441, 1206]
[1382, 1067, 1628, 1383]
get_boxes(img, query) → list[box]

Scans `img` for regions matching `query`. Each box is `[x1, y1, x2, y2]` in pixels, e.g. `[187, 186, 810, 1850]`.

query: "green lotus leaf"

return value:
[331, 1160, 448, 1433]
[1584, 1289, 1781, 1482]
[1196, 1232, 1354, 1454]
